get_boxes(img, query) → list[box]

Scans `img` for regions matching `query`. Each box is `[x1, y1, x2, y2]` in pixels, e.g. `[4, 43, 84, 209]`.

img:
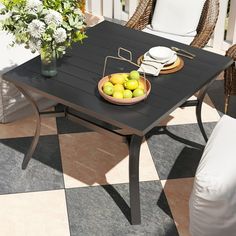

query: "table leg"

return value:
[129, 135, 143, 225]
[15, 85, 41, 169]
[196, 82, 212, 143]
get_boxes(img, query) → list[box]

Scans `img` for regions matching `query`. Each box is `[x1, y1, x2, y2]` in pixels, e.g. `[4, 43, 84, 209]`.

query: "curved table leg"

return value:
[129, 135, 143, 225]
[15, 85, 41, 169]
[196, 82, 213, 143]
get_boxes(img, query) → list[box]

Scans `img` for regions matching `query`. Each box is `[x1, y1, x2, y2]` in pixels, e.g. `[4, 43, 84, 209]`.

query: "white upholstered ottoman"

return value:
[189, 115, 236, 236]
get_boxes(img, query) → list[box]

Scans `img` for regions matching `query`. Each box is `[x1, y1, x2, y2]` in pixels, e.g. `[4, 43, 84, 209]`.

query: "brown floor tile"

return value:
[161, 178, 194, 236]
[0, 190, 70, 236]
[59, 132, 159, 188]
[0, 113, 57, 139]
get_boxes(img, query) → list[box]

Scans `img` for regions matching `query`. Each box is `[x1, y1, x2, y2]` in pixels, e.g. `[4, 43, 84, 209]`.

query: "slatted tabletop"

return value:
[3, 21, 233, 136]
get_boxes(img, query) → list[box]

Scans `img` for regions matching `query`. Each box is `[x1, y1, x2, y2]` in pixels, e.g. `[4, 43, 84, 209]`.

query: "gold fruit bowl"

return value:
[98, 73, 151, 105]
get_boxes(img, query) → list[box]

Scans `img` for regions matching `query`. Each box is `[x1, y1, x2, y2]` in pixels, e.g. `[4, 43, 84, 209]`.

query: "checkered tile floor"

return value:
[0, 78, 235, 236]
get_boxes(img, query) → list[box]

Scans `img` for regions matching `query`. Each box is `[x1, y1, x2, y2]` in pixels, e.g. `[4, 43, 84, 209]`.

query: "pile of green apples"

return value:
[102, 70, 145, 99]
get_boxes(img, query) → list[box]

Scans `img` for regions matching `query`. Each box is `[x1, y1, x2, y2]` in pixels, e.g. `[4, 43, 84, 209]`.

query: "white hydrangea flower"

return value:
[26, 0, 42, 12]
[74, 8, 85, 21]
[28, 19, 45, 38]
[0, 11, 12, 21]
[45, 10, 63, 27]
[74, 8, 82, 15]
[53, 27, 67, 43]
[28, 39, 41, 52]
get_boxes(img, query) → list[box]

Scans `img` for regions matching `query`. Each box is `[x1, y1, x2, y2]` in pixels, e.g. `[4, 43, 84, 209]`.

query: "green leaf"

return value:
[0, 0, 87, 55]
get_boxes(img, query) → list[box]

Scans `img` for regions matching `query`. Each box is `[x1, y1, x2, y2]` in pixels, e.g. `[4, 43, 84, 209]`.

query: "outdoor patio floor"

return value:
[0, 76, 235, 236]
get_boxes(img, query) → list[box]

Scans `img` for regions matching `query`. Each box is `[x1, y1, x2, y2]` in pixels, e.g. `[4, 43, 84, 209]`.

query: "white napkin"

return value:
[138, 52, 166, 77]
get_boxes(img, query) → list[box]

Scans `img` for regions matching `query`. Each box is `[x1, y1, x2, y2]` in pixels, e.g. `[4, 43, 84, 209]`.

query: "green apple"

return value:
[133, 88, 145, 97]
[129, 70, 140, 80]
[124, 79, 139, 90]
[123, 89, 133, 98]
[103, 85, 114, 96]
[103, 81, 113, 88]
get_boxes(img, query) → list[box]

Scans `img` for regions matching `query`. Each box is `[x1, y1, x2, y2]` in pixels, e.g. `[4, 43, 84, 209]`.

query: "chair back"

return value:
[192, 0, 219, 47]
[126, 0, 219, 48]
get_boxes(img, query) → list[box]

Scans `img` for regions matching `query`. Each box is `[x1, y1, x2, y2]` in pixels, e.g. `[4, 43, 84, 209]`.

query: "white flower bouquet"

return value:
[0, 0, 87, 61]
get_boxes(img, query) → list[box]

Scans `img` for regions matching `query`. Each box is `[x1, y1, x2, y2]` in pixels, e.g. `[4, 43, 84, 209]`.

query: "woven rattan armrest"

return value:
[224, 44, 236, 113]
[125, 0, 154, 30]
[191, 0, 219, 48]
[226, 45, 236, 61]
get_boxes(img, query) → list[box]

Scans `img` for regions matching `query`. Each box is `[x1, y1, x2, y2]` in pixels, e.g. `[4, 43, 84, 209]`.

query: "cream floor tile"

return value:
[0, 113, 57, 139]
[160, 95, 220, 126]
[0, 190, 70, 236]
[161, 178, 194, 236]
[216, 72, 224, 80]
[59, 132, 159, 188]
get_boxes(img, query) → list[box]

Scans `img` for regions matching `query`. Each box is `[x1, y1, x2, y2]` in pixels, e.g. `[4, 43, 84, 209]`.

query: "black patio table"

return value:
[3, 21, 233, 225]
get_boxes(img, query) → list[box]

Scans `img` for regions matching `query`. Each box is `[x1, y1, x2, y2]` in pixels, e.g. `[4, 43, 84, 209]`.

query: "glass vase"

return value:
[40, 47, 57, 77]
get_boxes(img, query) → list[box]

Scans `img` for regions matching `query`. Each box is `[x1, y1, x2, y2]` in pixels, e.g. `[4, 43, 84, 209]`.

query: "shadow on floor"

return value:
[146, 126, 205, 150]
[167, 146, 203, 179]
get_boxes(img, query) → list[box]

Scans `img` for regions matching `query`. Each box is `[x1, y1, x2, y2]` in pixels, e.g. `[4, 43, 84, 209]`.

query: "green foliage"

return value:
[0, 0, 26, 9]
[0, 0, 87, 58]
[42, 0, 62, 11]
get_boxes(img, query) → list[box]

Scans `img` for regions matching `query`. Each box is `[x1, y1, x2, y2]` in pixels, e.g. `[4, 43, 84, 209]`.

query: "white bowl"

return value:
[148, 46, 174, 62]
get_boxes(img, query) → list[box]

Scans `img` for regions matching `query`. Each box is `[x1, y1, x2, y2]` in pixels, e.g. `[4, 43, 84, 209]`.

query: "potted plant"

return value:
[0, 0, 87, 77]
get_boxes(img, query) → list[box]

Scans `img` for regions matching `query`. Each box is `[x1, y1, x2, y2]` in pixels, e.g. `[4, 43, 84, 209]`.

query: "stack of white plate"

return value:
[147, 46, 177, 66]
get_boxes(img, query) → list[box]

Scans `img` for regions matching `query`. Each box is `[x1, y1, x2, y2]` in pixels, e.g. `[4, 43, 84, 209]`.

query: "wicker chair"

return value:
[125, 0, 219, 48]
[224, 44, 236, 113]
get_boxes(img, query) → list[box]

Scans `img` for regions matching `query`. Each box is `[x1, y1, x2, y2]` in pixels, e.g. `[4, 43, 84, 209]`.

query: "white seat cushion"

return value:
[189, 115, 236, 236]
[143, 25, 194, 45]
[151, 0, 205, 37]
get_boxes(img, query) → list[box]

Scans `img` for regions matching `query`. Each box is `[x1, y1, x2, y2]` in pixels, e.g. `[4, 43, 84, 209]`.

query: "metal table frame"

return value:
[15, 80, 210, 225]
